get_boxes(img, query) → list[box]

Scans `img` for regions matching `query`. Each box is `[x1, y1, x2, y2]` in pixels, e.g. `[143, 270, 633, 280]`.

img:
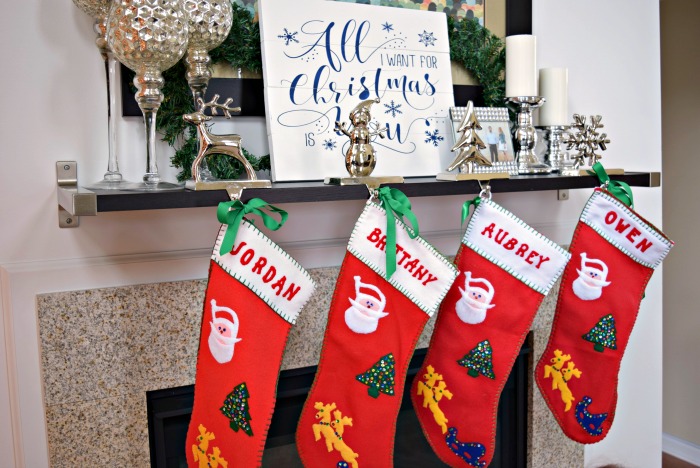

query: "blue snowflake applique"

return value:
[323, 139, 337, 151]
[278, 28, 299, 46]
[425, 129, 444, 147]
[383, 100, 403, 118]
[418, 30, 436, 47]
[382, 22, 394, 33]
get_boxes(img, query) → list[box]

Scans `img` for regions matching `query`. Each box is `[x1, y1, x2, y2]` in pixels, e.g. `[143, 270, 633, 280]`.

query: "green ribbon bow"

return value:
[216, 198, 288, 255]
[377, 187, 420, 279]
[590, 162, 634, 208]
[461, 195, 482, 226]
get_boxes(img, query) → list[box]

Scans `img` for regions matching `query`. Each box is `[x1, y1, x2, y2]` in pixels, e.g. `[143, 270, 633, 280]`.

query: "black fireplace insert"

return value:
[147, 340, 530, 467]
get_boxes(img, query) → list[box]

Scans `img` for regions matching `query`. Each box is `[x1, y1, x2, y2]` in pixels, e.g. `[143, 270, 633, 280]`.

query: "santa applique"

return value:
[345, 276, 390, 334]
[572, 253, 611, 301]
[455, 271, 496, 324]
[208, 299, 242, 364]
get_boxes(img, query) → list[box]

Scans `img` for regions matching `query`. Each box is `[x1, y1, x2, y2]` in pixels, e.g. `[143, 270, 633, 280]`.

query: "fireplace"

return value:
[37, 274, 583, 467]
[147, 345, 530, 467]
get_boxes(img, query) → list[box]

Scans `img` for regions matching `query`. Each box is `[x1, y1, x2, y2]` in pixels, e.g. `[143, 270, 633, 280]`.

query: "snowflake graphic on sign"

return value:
[278, 28, 299, 46]
[382, 22, 393, 32]
[323, 139, 337, 151]
[425, 129, 444, 147]
[418, 30, 436, 47]
[384, 100, 403, 118]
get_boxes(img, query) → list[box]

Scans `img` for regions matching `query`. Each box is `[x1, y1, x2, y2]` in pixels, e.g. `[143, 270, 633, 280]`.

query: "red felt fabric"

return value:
[296, 253, 430, 468]
[411, 245, 543, 467]
[186, 261, 293, 468]
[535, 221, 655, 444]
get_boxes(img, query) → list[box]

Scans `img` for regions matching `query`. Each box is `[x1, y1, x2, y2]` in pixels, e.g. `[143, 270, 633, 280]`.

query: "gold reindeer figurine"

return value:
[183, 95, 270, 191]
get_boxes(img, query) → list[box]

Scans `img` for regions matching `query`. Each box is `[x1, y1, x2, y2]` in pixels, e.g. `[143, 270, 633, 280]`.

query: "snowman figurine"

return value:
[572, 253, 611, 301]
[345, 276, 389, 334]
[208, 299, 242, 364]
[455, 271, 496, 324]
[335, 98, 387, 177]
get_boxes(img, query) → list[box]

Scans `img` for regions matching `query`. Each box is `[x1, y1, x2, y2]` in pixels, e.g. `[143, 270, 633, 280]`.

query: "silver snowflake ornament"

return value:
[564, 114, 611, 168]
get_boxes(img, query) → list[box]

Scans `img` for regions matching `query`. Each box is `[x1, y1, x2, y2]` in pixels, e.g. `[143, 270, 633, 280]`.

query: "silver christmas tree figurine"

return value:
[447, 102, 492, 173]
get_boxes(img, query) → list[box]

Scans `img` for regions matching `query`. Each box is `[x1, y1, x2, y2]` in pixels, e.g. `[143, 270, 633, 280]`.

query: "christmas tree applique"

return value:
[220, 382, 253, 436]
[356, 353, 396, 398]
[582, 314, 617, 353]
[458, 340, 496, 379]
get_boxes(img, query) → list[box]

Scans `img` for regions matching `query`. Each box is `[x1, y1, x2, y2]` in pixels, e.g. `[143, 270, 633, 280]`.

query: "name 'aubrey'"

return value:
[366, 227, 438, 286]
[479, 223, 551, 269]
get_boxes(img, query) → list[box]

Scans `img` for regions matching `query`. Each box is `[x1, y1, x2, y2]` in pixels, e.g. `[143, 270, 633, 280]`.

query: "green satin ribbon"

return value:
[590, 162, 634, 208]
[216, 198, 288, 255]
[377, 187, 420, 279]
[461, 195, 482, 226]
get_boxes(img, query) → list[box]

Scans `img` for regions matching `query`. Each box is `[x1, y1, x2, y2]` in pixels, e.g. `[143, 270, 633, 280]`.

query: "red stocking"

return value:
[186, 200, 316, 467]
[296, 191, 459, 468]
[411, 197, 570, 467]
[536, 188, 673, 443]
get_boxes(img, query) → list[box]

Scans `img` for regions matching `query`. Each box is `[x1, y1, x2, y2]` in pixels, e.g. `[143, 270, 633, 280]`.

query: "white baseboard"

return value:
[663, 433, 700, 465]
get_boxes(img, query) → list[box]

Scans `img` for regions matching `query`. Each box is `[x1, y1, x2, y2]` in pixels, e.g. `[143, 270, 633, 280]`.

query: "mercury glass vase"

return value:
[183, 0, 233, 181]
[73, 0, 136, 189]
[107, 0, 189, 190]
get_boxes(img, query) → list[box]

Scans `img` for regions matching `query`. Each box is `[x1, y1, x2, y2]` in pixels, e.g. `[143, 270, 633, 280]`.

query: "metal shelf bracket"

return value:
[56, 161, 97, 228]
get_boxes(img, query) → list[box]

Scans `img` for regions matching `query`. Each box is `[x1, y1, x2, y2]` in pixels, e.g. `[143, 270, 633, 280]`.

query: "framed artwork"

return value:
[259, 0, 456, 181]
[449, 106, 518, 175]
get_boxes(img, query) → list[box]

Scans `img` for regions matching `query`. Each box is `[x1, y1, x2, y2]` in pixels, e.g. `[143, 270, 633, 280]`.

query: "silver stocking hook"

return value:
[478, 180, 492, 200]
[226, 183, 244, 201]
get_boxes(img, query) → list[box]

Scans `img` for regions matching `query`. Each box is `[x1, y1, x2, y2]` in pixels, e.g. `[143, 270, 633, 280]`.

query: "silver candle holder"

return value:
[506, 96, 552, 174]
[538, 125, 571, 173]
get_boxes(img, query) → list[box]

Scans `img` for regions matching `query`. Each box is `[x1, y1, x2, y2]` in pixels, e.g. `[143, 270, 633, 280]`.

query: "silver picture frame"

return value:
[449, 107, 519, 175]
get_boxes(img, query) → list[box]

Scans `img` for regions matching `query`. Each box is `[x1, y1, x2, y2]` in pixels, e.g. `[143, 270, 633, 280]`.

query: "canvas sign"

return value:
[259, 0, 455, 181]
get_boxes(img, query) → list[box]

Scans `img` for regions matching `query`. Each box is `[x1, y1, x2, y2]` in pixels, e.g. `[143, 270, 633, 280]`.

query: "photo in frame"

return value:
[449, 106, 519, 175]
[259, 0, 456, 181]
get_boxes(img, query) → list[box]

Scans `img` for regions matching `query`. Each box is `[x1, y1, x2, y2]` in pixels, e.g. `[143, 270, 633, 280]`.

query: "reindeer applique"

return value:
[311, 402, 359, 468]
[543, 349, 582, 411]
[207, 447, 228, 468]
[417, 365, 454, 434]
[191, 424, 215, 468]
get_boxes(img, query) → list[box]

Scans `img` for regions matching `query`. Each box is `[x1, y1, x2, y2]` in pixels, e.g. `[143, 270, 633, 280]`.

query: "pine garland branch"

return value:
[447, 16, 505, 108]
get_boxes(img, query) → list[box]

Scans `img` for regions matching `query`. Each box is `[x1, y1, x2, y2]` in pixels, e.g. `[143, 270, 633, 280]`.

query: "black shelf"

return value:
[93, 173, 659, 213]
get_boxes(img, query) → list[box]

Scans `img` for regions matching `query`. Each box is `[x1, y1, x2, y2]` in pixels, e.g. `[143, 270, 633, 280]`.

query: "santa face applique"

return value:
[455, 271, 496, 325]
[208, 299, 242, 364]
[572, 253, 611, 301]
[345, 276, 389, 334]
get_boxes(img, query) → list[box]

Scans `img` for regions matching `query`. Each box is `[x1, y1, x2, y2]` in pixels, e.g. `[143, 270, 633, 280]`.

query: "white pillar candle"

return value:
[505, 35, 537, 97]
[539, 68, 569, 126]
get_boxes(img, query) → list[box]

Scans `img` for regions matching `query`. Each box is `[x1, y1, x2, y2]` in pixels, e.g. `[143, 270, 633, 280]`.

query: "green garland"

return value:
[447, 16, 505, 108]
[151, 3, 505, 181]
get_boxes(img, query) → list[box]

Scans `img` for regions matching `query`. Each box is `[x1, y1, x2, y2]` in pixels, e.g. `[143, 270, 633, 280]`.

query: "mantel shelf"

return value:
[92, 172, 660, 213]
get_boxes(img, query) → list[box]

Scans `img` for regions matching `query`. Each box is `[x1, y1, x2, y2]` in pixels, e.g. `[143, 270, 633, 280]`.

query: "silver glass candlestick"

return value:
[184, 0, 234, 182]
[539, 125, 570, 173]
[72, 0, 137, 189]
[506, 96, 552, 174]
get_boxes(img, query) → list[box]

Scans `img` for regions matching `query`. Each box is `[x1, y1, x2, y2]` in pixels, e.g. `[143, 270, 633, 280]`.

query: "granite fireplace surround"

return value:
[37, 266, 583, 467]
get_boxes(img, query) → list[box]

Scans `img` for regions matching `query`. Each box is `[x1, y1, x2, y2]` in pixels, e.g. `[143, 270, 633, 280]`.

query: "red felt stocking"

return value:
[296, 189, 458, 468]
[536, 187, 673, 443]
[186, 200, 316, 468]
[411, 196, 570, 467]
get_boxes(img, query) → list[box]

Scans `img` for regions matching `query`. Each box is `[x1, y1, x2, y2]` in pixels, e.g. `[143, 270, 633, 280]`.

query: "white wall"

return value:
[0, 0, 663, 466]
